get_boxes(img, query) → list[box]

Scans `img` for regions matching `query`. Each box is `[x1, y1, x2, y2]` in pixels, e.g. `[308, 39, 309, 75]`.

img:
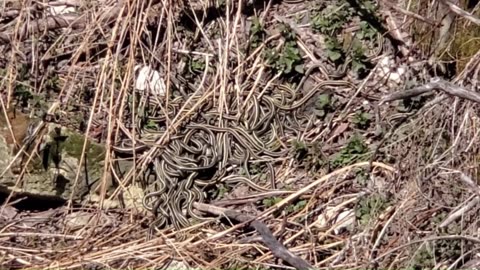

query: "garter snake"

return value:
[129, 30, 385, 234]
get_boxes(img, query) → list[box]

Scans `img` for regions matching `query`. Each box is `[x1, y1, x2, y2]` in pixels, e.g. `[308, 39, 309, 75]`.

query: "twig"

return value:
[258, 162, 396, 218]
[379, 77, 480, 105]
[193, 202, 315, 270]
[441, 0, 480, 25]
[371, 235, 480, 263]
[0, 0, 158, 44]
[439, 196, 479, 228]
[381, 1, 437, 25]
[439, 171, 480, 228]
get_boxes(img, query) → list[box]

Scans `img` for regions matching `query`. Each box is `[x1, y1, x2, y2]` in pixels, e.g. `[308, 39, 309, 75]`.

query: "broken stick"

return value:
[193, 202, 315, 270]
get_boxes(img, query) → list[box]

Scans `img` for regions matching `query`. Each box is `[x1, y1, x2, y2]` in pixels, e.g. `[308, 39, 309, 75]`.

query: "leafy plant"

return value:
[263, 197, 282, 208]
[409, 245, 435, 270]
[263, 197, 306, 214]
[351, 111, 372, 129]
[217, 184, 229, 199]
[350, 39, 369, 74]
[145, 119, 158, 130]
[14, 84, 33, 103]
[354, 168, 369, 186]
[285, 200, 307, 214]
[358, 21, 377, 40]
[324, 37, 344, 62]
[355, 193, 388, 226]
[291, 139, 327, 173]
[190, 58, 205, 73]
[250, 16, 265, 49]
[332, 134, 368, 168]
[312, 3, 353, 35]
[359, 0, 378, 14]
[398, 95, 429, 112]
[292, 138, 308, 160]
[315, 93, 333, 118]
[264, 24, 304, 75]
[46, 74, 61, 92]
[311, 2, 380, 77]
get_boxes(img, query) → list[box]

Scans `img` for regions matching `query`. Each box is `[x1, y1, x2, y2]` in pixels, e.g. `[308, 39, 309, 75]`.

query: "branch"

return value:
[379, 77, 480, 105]
[0, 0, 156, 45]
[193, 202, 315, 270]
[441, 0, 480, 25]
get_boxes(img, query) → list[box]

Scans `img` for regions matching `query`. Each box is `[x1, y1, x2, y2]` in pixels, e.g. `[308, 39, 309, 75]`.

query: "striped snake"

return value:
[112, 35, 384, 234]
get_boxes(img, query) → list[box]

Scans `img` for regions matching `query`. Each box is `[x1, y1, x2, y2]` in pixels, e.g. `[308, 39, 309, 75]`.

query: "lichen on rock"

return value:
[0, 122, 106, 202]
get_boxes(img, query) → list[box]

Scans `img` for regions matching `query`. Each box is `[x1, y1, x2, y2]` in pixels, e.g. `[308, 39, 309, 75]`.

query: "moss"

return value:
[62, 129, 106, 166]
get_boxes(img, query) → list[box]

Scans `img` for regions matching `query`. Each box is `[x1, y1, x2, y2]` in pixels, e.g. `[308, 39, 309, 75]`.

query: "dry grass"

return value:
[1, 0, 480, 269]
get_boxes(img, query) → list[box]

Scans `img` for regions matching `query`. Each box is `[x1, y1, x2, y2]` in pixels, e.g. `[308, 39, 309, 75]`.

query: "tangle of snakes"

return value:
[111, 77, 359, 232]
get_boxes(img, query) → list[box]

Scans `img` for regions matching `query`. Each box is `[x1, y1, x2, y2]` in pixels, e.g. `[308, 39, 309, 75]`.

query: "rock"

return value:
[48, 5, 76, 16]
[316, 206, 355, 235]
[0, 121, 105, 201]
[134, 65, 166, 97]
[64, 211, 112, 230]
[0, 114, 144, 210]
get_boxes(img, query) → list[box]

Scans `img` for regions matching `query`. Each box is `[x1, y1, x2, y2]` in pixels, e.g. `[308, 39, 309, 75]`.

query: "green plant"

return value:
[350, 39, 368, 74]
[263, 197, 282, 208]
[409, 245, 435, 270]
[354, 168, 369, 186]
[351, 111, 372, 129]
[358, 0, 378, 14]
[264, 24, 303, 75]
[291, 139, 327, 173]
[398, 95, 429, 112]
[314, 93, 333, 118]
[311, 2, 380, 77]
[263, 197, 306, 215]
[46, 74, 61, 92]
[250, 16, 265, 49]
[324, 37, 344, 62]
[285, 200, 307, 214]
[216, 184, 228, 199]
[332, 134, 369, 168]
[312, 3, 353, 35]
[292, 139, 308, 156]
[355, 193, 388, 226]
[144, 119, 158, 130]
[190, 58, 205, 73]
[358, 21, 377, 40]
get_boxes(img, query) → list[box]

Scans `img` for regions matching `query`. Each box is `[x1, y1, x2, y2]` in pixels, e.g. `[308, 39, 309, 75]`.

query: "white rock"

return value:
[377, 56, 406, 84]
[49, 5, 76, 15]
[134, 65, 166, 97]
[316, 206, 355, 234]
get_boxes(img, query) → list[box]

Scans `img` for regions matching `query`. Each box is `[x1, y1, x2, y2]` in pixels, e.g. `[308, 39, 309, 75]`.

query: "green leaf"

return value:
[263, 197, 282, 207]
[294, 200, 307, 211]
[327, 50, 342, 61]
[352, 59, 367, 73]
[315, 93, 331, 110]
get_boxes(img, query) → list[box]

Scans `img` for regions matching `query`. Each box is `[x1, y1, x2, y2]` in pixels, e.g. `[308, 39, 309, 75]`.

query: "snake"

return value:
[119, 78, 358, 233]
[111, 29, 384, 234]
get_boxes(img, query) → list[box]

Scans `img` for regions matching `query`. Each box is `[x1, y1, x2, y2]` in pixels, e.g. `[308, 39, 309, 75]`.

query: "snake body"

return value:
[113, 34, 384, 233]
[117, 78, 356, 233]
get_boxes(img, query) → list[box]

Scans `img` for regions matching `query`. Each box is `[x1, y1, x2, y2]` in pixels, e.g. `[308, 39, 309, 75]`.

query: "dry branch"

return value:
[440, 172, 480, 228]
[193, 202, 315, 270]
[380, 77, 480, 105]
[441, 0, 480, 25]
[0, 0, 162, 45]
